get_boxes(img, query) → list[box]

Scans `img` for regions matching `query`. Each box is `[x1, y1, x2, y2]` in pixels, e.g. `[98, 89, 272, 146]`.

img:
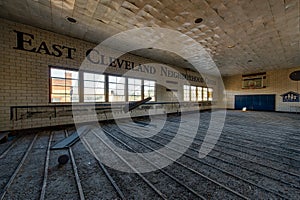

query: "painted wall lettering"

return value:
[86, 48, 157, 75]
[85, 48, 206, 83]
[12, 30, 215, 84]
[13, 30, 76, 59]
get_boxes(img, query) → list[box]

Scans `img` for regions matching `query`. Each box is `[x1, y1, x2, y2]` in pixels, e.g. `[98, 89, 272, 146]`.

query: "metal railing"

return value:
[10, 101, 211, 121]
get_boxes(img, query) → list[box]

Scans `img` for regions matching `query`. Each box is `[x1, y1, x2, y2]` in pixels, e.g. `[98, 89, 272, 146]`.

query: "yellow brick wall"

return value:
[0, 18, 219, 131]
[223, 67, 300, 111]
[0, 18, 91, 131]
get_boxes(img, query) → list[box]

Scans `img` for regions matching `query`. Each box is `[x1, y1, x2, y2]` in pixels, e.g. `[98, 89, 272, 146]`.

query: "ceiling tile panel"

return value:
[0, 0, 298, 75]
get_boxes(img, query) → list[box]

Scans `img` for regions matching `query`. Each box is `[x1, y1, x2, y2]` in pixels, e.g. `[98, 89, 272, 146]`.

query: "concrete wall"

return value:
[0, 18, 219, 131]
[223, 67, 300, 112]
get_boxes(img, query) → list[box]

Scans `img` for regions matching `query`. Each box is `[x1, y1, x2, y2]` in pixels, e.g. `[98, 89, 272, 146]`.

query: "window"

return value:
[50, 68, 157, 103]
[203, 87, 208, 101]
[144, 80, 156, 101]
[197, 87, 203, 101]
[128, 78, 142, 101]
[84, 72, 105, 102]
[50, 68, 79, 102]
[183, 85, 190, 101]
[191, 86, 197, 101]
[109, 75, 125, 102]
[208, 88, 213, 101]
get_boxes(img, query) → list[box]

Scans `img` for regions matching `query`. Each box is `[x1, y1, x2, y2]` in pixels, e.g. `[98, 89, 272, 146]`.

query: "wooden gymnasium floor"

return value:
[0, 110, 299, 200]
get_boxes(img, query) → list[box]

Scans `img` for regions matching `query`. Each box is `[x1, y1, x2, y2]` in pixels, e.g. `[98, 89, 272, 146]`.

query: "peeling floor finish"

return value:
[0, 110, 299, 199]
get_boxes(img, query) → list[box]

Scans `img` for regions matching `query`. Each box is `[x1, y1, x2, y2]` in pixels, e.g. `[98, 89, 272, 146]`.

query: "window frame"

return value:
[108, 75, 126, 102]
[203, 87, 208, 101]
[183, 85, 191, 101]
[83, 72, 106, 103]
[49, 67, 158, 103]
[128, 77, 142, 101]
[197, 86, 203, 101]
[190, 86, 197, 102]
[143, 79, 156, 102]
[49, 67, 79, 103]
[208, 88, 213, 101]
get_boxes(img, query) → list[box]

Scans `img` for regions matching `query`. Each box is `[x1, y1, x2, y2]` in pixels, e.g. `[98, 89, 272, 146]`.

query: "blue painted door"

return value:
[235, 94, 275, 111]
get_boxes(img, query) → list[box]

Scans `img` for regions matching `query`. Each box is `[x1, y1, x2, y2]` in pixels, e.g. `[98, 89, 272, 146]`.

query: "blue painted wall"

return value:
[235, 94, 276, 111]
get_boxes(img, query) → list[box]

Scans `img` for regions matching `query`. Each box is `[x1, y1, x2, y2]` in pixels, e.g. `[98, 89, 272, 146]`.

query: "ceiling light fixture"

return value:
[194, 18, 203, 23]
[66, 16, 77, 23]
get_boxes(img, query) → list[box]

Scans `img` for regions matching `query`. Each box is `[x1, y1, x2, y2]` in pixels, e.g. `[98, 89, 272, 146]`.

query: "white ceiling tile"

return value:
[0, 0, 299, 75]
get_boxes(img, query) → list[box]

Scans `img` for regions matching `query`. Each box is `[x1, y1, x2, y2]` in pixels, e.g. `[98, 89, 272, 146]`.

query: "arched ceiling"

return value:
[0, 0, 299, 76]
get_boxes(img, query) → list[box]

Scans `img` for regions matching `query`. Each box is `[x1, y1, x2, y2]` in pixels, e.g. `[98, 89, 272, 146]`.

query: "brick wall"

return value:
[0, 18, 219, 131]
[223, 67, 300, 111]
